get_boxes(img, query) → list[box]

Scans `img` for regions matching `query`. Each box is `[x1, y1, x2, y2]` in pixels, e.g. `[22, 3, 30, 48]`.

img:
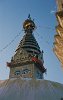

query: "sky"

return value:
[0, 0, 63, 84]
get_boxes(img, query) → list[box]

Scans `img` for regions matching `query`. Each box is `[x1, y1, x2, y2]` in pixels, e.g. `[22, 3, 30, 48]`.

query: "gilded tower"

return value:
[7, 15, 46, 79]
[56, 0, 63, 11]
[53, 0, 63, 68]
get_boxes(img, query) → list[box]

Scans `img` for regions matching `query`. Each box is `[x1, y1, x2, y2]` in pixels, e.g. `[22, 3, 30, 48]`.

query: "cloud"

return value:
[50, 10, 56, 14]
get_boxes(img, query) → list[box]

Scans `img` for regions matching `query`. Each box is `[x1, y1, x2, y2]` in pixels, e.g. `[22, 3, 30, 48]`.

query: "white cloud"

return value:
[50, 10, 56, 14]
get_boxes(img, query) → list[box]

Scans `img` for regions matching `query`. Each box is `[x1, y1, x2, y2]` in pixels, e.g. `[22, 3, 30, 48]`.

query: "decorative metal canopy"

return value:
[23, 14, 36, 33]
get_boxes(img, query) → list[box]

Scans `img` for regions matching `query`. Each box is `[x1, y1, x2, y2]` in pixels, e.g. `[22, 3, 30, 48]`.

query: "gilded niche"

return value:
[11, 48, 31, 63]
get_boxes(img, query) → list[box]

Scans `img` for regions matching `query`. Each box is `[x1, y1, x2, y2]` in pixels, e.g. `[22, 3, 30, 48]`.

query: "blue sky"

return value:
[0, 0, 63, 84]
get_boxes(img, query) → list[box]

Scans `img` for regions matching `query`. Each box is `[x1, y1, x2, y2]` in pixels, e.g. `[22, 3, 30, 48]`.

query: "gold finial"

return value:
[28, 14, 31, 19]
[23, 15, 36, 33]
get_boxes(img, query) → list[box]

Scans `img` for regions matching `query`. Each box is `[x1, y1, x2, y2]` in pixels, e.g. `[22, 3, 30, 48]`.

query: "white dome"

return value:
[0, 79, 63, 100]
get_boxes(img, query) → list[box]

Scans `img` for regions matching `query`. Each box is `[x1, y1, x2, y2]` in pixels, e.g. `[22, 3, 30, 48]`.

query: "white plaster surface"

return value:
[0, 79, 63, 100]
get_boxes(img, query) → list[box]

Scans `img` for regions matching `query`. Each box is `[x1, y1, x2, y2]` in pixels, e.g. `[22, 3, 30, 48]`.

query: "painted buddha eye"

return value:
[15, 70, 20, 75]
[22, 69, 31, 74]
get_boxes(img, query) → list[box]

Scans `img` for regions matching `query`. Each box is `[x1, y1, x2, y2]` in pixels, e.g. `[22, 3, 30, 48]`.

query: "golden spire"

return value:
[23, 14, 36, 33]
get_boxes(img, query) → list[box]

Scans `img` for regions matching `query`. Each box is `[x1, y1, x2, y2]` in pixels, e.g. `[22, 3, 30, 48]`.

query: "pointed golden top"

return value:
[23, 14, 36, 33]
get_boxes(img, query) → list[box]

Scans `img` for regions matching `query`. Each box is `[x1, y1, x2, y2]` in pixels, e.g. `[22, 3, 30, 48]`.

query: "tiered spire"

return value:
[53, 0, 63, 68]
[7, 15, 46, 79]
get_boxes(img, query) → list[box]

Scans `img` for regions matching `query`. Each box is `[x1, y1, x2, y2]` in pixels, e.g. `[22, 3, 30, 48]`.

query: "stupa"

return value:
[0, 15, 63, 100]
[7, 14, 46, 79]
